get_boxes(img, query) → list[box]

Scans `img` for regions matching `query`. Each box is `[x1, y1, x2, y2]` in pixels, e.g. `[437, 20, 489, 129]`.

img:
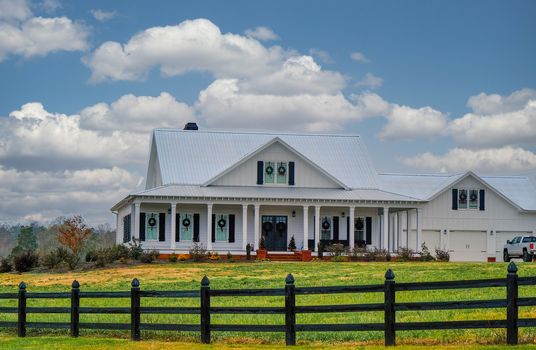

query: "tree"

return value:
[57, 215, 92, 269]
[11, 226, 38, 255]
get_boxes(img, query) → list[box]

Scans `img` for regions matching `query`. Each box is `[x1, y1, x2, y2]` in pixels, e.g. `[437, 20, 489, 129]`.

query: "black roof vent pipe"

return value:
[183, 122, 198, 130]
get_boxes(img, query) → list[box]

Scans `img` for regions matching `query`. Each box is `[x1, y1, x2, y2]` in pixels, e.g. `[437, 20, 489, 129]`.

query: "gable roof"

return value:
[203, 137, 348, 189]
[379, 171, 536, 211]
[152, 129, 379, 189]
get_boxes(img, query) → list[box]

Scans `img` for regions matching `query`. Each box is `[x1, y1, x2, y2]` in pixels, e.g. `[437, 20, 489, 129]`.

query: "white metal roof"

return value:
[153, 129, 379, 189]
[131, 184, 422, 202]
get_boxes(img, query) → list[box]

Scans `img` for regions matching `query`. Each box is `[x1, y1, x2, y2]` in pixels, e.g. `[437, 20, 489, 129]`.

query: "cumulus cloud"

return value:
[0, 165, 141, 224]
[403, 146, 536, 173]
[355, 72, 383, 89]
[308, 48, 333, 64]
[244, 26, 278, 41]
[0, 1, 88, 61]
[84, 18, 285, 82]
[379, 105, 448, 141]
[90, 9, 117, 22]
[350, 51, 369, 63]
[449, 89, 536, 148]
[80, 92, 195, 133]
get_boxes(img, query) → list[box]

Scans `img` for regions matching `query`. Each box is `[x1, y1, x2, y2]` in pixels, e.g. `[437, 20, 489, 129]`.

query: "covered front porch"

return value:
[116, 199, 424, 255]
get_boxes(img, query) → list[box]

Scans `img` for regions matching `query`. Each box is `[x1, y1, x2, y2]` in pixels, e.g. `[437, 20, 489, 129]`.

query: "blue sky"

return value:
[0, 0, 535, 224]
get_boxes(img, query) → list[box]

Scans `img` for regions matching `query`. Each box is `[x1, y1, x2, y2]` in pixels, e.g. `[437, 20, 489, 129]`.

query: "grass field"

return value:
[1, 261, 536, 348]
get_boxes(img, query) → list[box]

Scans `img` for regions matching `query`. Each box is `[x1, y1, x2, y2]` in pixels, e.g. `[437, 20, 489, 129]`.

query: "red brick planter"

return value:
[256, 249, 268, 260]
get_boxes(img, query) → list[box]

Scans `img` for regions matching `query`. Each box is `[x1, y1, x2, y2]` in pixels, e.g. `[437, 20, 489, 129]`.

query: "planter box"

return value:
[295, 250, 312, 262]
[256, 249, 267, 260]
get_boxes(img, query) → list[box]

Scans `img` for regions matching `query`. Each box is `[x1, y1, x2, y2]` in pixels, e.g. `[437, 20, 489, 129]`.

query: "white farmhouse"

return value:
[111, 123, 536, 262]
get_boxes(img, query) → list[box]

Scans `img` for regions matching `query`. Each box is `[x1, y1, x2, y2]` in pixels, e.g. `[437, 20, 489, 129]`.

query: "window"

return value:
[264, 160, 288, 185]
[354, 217, 365, 242]
[145, 213, 159, 240]
[320, 216, 332, 240]
[458, 188, 480, 210]
[512, 237, 522, 244]
[180, 213, 194, 241]
[123, 214, 131, 243]
[522, 237, 536, 243]
[215, 214, 229, 242]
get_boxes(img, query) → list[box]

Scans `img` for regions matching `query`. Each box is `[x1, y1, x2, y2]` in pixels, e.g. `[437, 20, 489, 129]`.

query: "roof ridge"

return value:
[153, 128, 361, 138]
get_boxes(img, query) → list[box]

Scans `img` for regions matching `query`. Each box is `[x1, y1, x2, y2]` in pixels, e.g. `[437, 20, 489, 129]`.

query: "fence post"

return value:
[506, 261, 518, 345]
[70, 280, 80, 337]
[17, 282, 26, 337]
[131, 278, 141, 341]
[200, 276, 211, 344]
[285, 273, 296, 346]
[384, 269, 396, 346]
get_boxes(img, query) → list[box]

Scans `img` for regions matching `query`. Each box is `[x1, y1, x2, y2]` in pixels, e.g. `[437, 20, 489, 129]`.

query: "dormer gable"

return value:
[206, 137, 347, 189]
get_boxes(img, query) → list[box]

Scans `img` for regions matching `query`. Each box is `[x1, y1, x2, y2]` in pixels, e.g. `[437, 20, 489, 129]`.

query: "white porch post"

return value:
[393, 212, 398, 252]
[115, 212, 121, 244]
[314, 206, 321, 251]
[349, 206, 355, 250]
[254, 204, 260, 250]
[206, 204, 213, 251]
[133, 203, 140, 241]
[242, 204, 248, 251]
[382, 207, 389, 251]
[170, 203, 177, 250]
[416, 208, 422, 252]
[302, 206, 309, 250]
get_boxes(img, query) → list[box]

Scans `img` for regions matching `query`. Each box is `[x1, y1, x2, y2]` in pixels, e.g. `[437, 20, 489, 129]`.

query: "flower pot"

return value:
[256, 249, 267, 260]
[301, 250, 312, 262]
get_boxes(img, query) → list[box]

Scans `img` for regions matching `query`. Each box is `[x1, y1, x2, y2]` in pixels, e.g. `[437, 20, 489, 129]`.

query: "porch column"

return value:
[406, 210, 412, 249]
[302, 206, 309, 250]
[115, 213, 121, 244]
[133, 203, 140, 241]
[170, 203, 177, 250]
[206, 204, 213, 251]
[314, 206, 321, 251]
[393, 213, 398, 252]
[348, 206, 355, 250]
[382, 207, 389, 251]
[242, 204, 248, 251]
[254, 204, 260, 250]
[416, 208, 422, 252]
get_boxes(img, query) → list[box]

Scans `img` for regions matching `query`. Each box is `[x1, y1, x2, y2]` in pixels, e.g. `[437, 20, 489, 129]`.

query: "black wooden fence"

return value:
[1, 261, 536, 346]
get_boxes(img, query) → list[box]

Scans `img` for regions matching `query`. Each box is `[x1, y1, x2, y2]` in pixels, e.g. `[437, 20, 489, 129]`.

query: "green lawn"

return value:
[1, 261, 536, 347]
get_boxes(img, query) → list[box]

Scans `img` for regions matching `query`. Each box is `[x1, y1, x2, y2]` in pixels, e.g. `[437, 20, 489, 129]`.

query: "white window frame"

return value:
[179, 212, 194, 242]
[214, 213, 229, 242]
[458, 188, 480, 210]
[320, 216, 333, 240]
[145, 212, 160, 241]
[263, 160, 289, 186]
[354, 217, 366, 242]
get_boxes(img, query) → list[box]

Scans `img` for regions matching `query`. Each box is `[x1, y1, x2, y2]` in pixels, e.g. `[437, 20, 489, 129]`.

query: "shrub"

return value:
[41, 248, 66, 269]
[435, 248, 450, 262]
[326, 243, 347, 257]
[349, 246, 366, 260]
[128, 239, 143, 260]
[246, 243, 252, 260]
[178, 255, 188, 261]
[110, 244, 130, 261]
[0, 257, 12, 273]
[259, 236, 266, 250]
[85, 249, 97, 262]
[420, 243, 435, 261]
[288, 236, 296, 251]
[168, 253, 178, 262]
[189, 242, 207, 262]
[207, 251, 220, 261]
[364, 248, 390, 262]
[226, 251, 233, 261]
[398, 247, 414, 262]
[331, 255, 348, 262]
[140, 250, 160, 263]
[13, 250, 39, 272]
[317, 242, 325, 259]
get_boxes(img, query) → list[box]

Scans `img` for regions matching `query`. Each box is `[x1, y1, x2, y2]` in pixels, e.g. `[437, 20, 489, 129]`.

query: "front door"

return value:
[261, 215, 288, 251]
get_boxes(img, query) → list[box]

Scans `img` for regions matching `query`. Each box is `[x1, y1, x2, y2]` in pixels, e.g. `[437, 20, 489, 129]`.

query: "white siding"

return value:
[212, 142, 341, 188]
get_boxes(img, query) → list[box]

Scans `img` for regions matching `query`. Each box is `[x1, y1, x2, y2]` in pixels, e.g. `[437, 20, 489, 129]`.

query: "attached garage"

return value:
[449, 230, 487, 262]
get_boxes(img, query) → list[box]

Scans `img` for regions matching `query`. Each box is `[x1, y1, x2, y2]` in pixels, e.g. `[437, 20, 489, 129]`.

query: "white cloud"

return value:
[0, 165, 141, 225]
[350, 51, 369, 63]
[244, 26, 278, 41]
[196, 79, 390, 132]
[0, 0, 31, 22]
[90, 9, 117, 22]
[467, 88, 536, 115]
[403, 146, 536, 173]
[355, 72, 383, 89]
[80, 92, 195, 133]
[379, 105, 448, 141]
[0, 14, 89, 61]
[308, 48, 332, 64]
[84, 18, 285, 83]
[40, 0, 61, 13]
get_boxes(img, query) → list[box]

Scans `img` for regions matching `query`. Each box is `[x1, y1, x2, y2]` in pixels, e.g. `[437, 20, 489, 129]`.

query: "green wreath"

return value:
[265, 165, 274, 175]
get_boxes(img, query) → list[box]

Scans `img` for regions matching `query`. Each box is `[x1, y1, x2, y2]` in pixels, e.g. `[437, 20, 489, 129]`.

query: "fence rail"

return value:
[0, 261, 535, 346]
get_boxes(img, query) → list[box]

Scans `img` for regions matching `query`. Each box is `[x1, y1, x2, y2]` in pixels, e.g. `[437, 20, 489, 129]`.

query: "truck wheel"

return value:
[522, 250, 532, 262]
[503, 250, 511, 262]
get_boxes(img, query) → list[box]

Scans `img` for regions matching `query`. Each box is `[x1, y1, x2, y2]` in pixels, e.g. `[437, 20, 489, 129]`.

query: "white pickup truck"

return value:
[503, 236, 536, 262]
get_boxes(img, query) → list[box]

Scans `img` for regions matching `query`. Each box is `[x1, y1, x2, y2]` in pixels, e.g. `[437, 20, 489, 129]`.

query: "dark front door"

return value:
[261, 215, 288, 251]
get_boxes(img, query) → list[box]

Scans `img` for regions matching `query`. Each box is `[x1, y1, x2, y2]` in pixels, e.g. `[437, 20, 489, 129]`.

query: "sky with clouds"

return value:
[0, 0, 535, 225]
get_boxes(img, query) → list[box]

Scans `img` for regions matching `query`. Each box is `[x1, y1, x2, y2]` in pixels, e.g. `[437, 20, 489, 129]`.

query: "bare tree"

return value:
[57, 215, 92, 269]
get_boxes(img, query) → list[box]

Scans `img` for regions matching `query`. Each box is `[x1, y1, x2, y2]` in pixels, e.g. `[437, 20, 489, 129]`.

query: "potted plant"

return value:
[288, 235, 296, 251]
[256, 236, 267, 259]
[246, 243, 252, 260]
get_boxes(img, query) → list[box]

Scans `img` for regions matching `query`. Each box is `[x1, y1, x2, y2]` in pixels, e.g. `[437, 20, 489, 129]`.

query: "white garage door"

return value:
[495, 231, 530, 262]
[449, 231, 487, 262]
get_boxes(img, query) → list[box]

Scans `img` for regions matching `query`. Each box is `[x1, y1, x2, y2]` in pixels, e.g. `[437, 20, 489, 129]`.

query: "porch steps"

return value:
[266, 253, 301, 261]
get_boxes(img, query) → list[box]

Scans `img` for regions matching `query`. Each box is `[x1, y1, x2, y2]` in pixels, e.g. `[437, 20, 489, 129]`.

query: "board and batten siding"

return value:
[212, 142, 342, 188]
